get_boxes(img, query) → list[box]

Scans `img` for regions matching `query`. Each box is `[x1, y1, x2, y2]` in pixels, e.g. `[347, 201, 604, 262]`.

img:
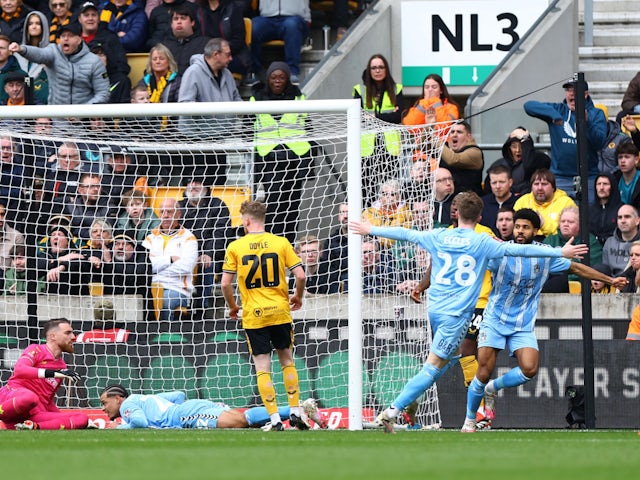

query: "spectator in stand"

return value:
[361, 237, 397, 295]
[620, 241, 640, 294]
[245, 0, 310, 86]
[391, 199, 431, 273]
[93, 230, 151, 303]
[142, 197, 198, 321]
[138, 43, 181, 102]
[402, 159, 431, 207]
[440, 121, 484, 195]
[4, 244, 45, 294]
[324, 201, 348, 290]
[18, 175, 49, 237]
[21, 118, 56, 180]
[83, 217, 113, 275]
[402, 73, 459, 140]
[63, 172, 117, 241]
[250, 61, 310, 244]
[590, 263, 617, 294]
[115, 188, 160, 243]
[14, 11, 49, 105]
[0, 0, 31, 44]
[43, 141, 86, 205]
[98, 0, 148, 52]
[589, 173, 622, 246]
[433, 167, 454, 227]
[495, 206, 515, 241]
[480, 164, 516, 236]
[352, 53, 403, 205]
[77, 2, 131, 104]
[163, 3, 210, 75]
[37, 221, 88, 295]
[178, 38, 241, 185]
[177, 176, 232, 309]
[543, 206, 602, 277]
[524, 78, 607, 200]
[0, 34, 26, 105]
[48, 0, 73, 43]
[482, 127, 551, 197]
[145, 0, 196, 51]
[75, 299, 131, 343]
[130, 82, 149, 102]
[195, 0, 249, 76]
[292, 235, 337, 295]
[602, 204, 640, 276]
[614, 142, 640, 210]
[361, 179, 412, 248]
[597, 117, 632, 175]
[513, 168, 577, 237]
[0, 136, 24, 214]
[0, 202, 24, 285]
[0, 70, 28, 110]
[101, 145, 139, 206]
[0, 318, 90, 430]
[9, 20, 110, 104]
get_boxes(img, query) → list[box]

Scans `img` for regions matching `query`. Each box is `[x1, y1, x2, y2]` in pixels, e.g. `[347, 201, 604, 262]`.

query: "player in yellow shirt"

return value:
[221, 201, 309, 431]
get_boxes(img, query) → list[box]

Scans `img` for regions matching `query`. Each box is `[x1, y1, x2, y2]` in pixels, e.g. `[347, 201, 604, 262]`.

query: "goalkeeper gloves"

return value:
[42, 369, 82, 383]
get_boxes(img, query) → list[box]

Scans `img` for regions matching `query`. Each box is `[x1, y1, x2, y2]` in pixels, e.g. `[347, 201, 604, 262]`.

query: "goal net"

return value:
[0, 101, 449, 430]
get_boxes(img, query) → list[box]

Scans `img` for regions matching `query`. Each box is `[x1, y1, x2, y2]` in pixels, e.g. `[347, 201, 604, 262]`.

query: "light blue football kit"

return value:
[117, 391, 291, 429]
[465, 244, 572, 421]
[368, 226, 566, 412]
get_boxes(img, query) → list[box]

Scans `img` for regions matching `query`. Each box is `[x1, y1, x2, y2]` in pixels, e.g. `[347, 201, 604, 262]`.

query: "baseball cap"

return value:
[80, 1, 99, 13]
[562, 79, 589, 91]
[60, 21, 82, 36]
[112, 230, 136, 244]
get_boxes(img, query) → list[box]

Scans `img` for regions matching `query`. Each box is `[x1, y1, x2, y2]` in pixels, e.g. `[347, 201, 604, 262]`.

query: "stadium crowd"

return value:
[0, 0, 640, 347]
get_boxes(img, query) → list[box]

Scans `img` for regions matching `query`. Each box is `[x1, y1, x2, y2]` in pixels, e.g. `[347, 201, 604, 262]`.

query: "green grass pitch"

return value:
[1, 429, 638, 480]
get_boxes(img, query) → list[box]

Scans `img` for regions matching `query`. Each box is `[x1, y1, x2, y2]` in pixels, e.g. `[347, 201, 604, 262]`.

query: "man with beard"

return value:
[439, 121, 484, 195]
[460, 208, 627, 432]
[0, 318, 89, 430]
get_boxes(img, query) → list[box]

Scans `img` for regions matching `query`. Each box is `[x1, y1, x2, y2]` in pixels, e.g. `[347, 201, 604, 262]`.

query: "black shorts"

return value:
[245, 323, 294, 356]
[465, 308, 484, 341]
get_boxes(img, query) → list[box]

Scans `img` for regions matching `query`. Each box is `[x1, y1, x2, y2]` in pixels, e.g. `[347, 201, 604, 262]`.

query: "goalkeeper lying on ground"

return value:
[99, 385, 324, 430]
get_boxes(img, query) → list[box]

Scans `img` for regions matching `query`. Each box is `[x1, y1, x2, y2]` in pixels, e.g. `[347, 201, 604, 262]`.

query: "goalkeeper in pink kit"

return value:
[0, 318, 89, 430]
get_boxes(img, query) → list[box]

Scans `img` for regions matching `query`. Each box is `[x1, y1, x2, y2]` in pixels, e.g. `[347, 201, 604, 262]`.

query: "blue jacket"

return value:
[100, 0, 149, 52]
[524, 96, 607, 178]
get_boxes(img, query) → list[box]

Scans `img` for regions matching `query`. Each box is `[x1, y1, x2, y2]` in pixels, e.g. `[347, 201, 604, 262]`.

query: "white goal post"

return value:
[0, 99, 444, 430]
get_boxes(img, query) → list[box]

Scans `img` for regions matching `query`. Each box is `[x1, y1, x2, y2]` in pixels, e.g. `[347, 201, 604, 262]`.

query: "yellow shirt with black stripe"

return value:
[223, 232, 302, 329]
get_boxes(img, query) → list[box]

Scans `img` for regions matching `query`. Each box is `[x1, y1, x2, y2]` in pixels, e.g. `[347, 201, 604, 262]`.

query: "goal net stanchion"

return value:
[0, 101, 445, 430]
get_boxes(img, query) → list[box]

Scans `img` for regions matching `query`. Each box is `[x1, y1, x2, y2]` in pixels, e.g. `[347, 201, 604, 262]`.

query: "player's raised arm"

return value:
[560, 236, 589, 259]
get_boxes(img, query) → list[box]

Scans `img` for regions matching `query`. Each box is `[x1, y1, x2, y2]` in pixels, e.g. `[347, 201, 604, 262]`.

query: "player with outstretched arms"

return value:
[349, 192, 589, 433]
[99, 385, 324, 429]
[221, 200, 311, 431]
[460, 208, 627, 432]
[0, 318, 89, 430]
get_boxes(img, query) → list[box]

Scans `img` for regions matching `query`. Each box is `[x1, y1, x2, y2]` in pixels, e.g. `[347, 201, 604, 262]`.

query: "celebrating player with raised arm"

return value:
[349, 192, 589, 433]
[221, 201, 310, 431]
[460, 208, 628, 432]
[99, 385, 324, 429]
[0, 318, 89, 430]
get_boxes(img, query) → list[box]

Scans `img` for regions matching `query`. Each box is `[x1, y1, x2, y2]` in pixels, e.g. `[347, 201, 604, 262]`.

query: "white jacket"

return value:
[142, 227, 198, 297]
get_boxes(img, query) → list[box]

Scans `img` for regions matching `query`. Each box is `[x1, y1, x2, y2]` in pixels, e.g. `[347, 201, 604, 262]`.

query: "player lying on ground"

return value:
[349, 192, 589, 433]
[0, 318, 89, 430]
[99, 385, 325, 429]
[461, 208, 628, 432]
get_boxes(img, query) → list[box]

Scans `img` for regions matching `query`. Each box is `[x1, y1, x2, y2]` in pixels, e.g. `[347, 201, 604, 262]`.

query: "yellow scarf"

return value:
[1, 6, 21, 22]
[147, 72, 172, 104]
